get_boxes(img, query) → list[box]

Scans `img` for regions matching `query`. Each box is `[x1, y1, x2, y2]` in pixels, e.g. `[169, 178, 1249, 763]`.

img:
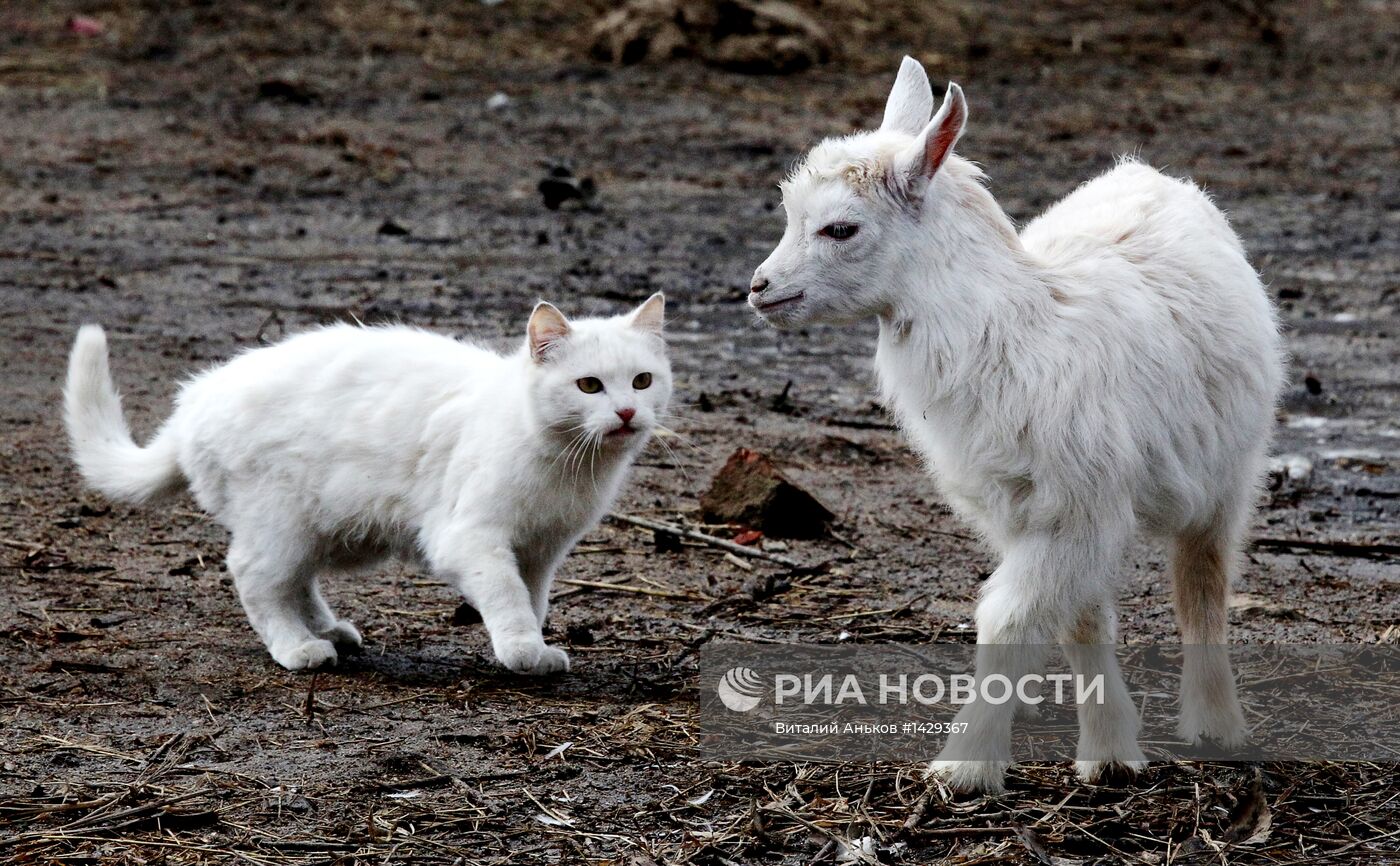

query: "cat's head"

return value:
[525, 293, 672, 454]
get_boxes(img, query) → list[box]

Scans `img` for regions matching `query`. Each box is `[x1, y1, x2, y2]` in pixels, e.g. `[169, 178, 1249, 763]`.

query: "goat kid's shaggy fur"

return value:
[65, 295, 671, 674]
[751, 57, 1283, 792]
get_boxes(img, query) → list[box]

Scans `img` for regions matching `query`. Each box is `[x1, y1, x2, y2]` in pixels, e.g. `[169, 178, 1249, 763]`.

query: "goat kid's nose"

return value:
[616, 407, 636, 423]
[750, 276, 770, 294]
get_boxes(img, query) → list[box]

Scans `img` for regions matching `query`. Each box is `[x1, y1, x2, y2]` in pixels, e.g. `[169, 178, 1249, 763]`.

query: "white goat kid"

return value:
[750, 57, 1283, 792]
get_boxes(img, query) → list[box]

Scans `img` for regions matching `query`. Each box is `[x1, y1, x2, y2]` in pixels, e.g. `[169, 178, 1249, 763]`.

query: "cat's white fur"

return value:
[64, 295, 671, 674]
[751, 57, 1283, 791]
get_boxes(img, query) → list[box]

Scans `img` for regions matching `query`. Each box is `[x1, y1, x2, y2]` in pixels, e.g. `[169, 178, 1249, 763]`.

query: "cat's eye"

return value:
[576, 377, 604, 394]
[819, 223, 859, 240]
[632, 372, 652, 390]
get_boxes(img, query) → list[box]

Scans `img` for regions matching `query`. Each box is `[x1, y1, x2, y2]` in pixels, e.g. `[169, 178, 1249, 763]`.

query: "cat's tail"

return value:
[64, 325, 183, 504]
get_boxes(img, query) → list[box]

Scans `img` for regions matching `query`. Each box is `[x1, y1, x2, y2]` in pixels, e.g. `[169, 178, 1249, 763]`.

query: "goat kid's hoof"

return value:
[273, 638, 339, 671]
[928, 759, 1008, 794]
[1013, 701, 1042, 722]
[496, 638, 571, 675]
[1176, 715, 1248, 751]
[1075, 757, 1149, 785]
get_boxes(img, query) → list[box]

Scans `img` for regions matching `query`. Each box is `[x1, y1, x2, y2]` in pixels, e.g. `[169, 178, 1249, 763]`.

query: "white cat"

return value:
[63, 294, 671, 674]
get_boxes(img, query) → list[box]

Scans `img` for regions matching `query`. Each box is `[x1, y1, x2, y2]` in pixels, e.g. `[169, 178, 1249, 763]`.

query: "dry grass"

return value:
[5, 721, 1400, 863]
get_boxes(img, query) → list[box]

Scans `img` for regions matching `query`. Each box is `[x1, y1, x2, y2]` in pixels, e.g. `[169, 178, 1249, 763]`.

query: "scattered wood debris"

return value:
[609, 511, 801, 566]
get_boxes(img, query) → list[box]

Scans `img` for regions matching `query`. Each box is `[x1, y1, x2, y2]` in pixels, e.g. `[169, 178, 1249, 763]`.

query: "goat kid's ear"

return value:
[899, 81, 968, 185]
[880, 55, 934, 136]
[528, 301, 570, 362]
[629, 291, 666, 334]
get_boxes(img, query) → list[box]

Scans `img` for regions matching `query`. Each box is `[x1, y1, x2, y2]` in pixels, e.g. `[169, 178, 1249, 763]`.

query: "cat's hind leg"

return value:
[302, 579, 363, 653]
[225, 519, 338, 671]
[520, 551, 565, 630]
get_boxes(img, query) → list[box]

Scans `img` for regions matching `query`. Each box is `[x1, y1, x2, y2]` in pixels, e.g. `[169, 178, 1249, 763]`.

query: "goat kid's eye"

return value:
[576, 377, 604, 394]
[632, 372, 652, 390]
[819, 223, 859, 241]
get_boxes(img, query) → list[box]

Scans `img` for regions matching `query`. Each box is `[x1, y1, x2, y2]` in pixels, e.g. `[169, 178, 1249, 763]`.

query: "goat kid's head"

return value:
[750, 57, 967, 328]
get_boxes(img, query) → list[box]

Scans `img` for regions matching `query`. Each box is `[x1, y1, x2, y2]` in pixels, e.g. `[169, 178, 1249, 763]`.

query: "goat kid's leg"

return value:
[931, 532, 1130, 793]
[930, 640, 1045, 793]
[431, 528, 568, 675]
[1061, 599, 1147, 783]
[226, 523, 338, 671]
[932, 534, 1095, 793]
[1171, 518, 1248, 747]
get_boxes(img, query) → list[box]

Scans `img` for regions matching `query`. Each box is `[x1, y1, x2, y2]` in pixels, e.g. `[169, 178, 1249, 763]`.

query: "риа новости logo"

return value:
[717, 666, 764, 712]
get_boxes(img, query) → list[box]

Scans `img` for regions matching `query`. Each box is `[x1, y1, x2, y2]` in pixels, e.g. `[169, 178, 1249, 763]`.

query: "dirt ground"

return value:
[1, 1, 1397, 863]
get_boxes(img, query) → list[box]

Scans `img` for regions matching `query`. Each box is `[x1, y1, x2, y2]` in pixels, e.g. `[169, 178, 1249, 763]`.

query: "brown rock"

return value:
[707, 0, 831, 73]
[700, 448, 834, 538]
[591, 0, 832, 74]
[590, 0, 712, 65]
[706, 33, 823, 74]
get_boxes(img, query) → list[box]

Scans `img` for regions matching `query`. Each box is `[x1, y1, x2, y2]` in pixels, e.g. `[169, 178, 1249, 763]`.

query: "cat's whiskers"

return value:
[645, 427, 690, 485]
[653, 418, 708, 464]
[568, 437, 589, 484]
[561, 425, 600, 488]
[588, 431, 602, 491]
[546, 424, 590, 470]
[562, 430, 594, 484]
[546, 427, 591, 477]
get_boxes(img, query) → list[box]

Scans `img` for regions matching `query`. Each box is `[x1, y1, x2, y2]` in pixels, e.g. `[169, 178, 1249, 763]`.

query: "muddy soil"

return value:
[1, 1, 1397, 863]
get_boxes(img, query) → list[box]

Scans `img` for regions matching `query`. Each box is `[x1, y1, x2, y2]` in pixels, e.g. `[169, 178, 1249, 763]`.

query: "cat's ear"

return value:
[527, 301, 570, 362]
[629, 292, 666, 335]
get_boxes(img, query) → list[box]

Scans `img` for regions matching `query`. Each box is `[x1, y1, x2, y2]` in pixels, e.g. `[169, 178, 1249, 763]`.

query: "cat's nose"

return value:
[750, 276, 770, 294]
[616, 407, 636, 423]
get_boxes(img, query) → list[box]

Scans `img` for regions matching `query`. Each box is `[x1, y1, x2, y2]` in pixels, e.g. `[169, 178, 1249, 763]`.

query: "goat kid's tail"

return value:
[64, 326, 182, 504]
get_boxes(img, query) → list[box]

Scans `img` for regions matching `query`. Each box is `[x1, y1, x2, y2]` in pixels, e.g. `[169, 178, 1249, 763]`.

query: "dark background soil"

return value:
[1, 1, 1397, 863]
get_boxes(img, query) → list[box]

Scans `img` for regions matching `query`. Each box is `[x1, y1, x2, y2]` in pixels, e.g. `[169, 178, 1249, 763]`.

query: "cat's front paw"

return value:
[273, 638, 338, 671]
[533, 645, 570, 675]
[494, 637, 570, 675]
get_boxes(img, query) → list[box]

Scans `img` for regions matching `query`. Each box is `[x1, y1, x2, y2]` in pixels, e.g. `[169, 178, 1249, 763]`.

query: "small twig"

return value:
[253, 309, 284, 345]
[1252, 538, 1400, 560]
[303, 672, 319, 722]
[677, 621, 796, 645]
[555, 578, 694, 600]
[670, 626, 717, 669]
[0, 790, 212, 848]
[906, 825, 1017, 838]
[367, 774, 454, 793]
[901, 789, 932, 831]
[722, 552, 754, 571]
[2, 792, 124, 821]
[608, 513, 799, 567]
